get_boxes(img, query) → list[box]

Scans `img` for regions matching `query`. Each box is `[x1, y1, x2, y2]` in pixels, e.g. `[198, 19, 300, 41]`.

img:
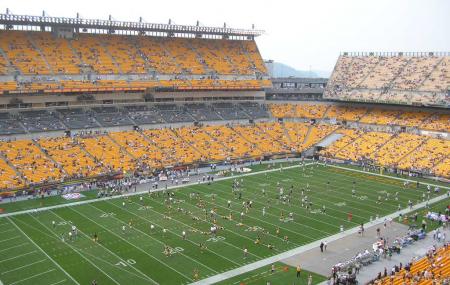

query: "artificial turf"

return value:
[0, 163, 447, 285]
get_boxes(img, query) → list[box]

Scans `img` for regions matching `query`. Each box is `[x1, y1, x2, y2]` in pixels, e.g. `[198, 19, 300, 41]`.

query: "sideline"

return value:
[328, 164, 450, 190]
[0, 162, 309, 218]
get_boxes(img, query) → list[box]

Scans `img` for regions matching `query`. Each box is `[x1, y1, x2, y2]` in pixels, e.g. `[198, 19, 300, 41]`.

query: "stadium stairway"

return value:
[203, 126, 234, 154]
[66, 40, 91, 73]
[73, 137, 101, 164]
[229, 125, 265, 153]
[302, 125, 314, 145]
[281, 122, 295, 145]
[371, 132, 400, 155]
[26, 33, 54, 75]
[331, 130, 365, 155]
[0, 152, 28, 184]
[170, 127, 206, 158]
[355, 59, 382, 88]
[315, 132, 343, 148]
[416, 57, 445, 89]
[318, 104, 333, 121]
[97, 37, 124, 75]
[394, 137, 430, 165]
[0, 47, 19, 75]
[32, 139, 68, 177]
[106, 133, 137, 160]
[137, 129, 170, 157]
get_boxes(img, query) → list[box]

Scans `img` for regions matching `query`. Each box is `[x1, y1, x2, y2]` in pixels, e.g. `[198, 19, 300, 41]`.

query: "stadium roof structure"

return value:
[0, 12, 264, 39]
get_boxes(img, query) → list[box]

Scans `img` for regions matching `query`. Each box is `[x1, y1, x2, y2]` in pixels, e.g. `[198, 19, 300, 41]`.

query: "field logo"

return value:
[310, 209, 321, 214]
[280, 217, 294, 223]
[62, 193, 85, 200]
[162, 246, 184, 255]
[358, 195, 368, 200]
[206, 236, 226, 243]
[335, 202, 346, 207]
[138, 206, 153, 210]
[245, 226, 264, 232]
[100, 212, 116, 218]
[115, 259, 136, 267]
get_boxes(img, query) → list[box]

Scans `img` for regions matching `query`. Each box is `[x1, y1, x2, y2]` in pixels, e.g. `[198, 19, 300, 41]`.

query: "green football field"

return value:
[0, 163, 448, 285]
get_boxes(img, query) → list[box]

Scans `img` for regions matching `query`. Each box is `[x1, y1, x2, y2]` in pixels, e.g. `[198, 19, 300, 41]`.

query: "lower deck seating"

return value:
[373, 246, 449, 285]
[0, 158, 25, 189]
[369, 133, 427, 167]
[397, 138, 450, 175]
[143, 128, 202, 165]
[109, 131, 168, 168]
[38, 137, 104, 178]
[334, 132, 393, 161]
[203, 125, 262, 158]
[319, 129, 363, 157]
[79, 135, 135, 173]
[0, 140, 63, 184]
[175, 126, 228, 161]
[233, 124, 289, 155]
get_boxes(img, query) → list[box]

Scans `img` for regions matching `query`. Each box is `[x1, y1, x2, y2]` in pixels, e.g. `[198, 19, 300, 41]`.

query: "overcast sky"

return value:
[1, 0, 449, 72]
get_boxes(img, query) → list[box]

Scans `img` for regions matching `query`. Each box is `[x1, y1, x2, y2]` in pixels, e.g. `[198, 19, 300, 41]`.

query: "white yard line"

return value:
[0, 250, 37, 263]
[27, 214, 122, 285]
[48, 280, 67, 285]
[0, 242, 28, 254]
[10, 269, 56, 285]
[1, 228, 15, 234]
[69, 206, 194, 282]
[0, 235, 20, 243]
[7, 217, 81, 285]
[48, 210, 159, 284]
[189, 191, 449, 285]
[108, 199, 253, 264]
[2, 259, 47, 275]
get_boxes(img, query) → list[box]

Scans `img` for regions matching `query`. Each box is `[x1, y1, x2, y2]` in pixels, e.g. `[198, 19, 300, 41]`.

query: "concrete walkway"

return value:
[282, 221, 410, 276]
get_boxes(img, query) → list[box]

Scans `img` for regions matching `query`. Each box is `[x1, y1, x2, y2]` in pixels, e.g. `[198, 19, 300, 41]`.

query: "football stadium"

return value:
[0, 2, 449, 285]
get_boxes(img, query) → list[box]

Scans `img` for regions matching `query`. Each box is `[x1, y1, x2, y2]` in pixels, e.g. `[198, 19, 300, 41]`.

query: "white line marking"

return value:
[0, 236, 20, 243]
[0, 250, 37, 263]
[27, 215, 122, 285]
[7, 217, 81, 285]
[2, 259, 47, 274]
[48, 280, 67, 285]
[0, 242, 28, 253]
[48, 210, 159, 284]
[71, 206, 193, 282]
[10, 269, 56, 285]
[1, 228, 16, 234]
